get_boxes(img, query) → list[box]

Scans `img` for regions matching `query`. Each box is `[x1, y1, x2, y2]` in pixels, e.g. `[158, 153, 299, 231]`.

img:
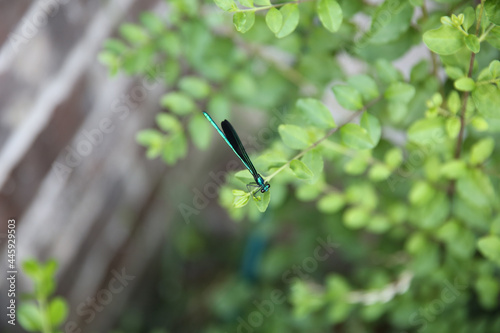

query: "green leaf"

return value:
[162, 132, 187, 164]
[136, 130, 163, 159]
[235, 170, 254, 183]
[161, 92, 196, 115]
[486, 26, 500, 49]
[472, 84, 500, 118]
[332, 85, 363, 110]
[410, 60, 430, 83]
[214, 0, 237, 11]
[345, 183, 377, 210]
[179, 76, 211, 100]
[254, 0, 271, 5]
[156, 113, 182, 133]
[360, 113, 381, 148]
[137, 129, 162, 146]
[158, 32, 182, 58]
[456, 169, 495, 208]
[278, 124, 311, 149]
[463, 6, 475, 30]
[384, 148, 403, 170]
[23, 259, 41, 279]
[208, 95, 231, 121]
[464, 34, 480, 53]
[239, 0, 254, 7]
[317, 0, 343, 33]
[234, 193, 250, 208]
[447, 90, 461, 114]
[276, 4, 300, 38]
[406, 232, 428, 254]
[317, 193, 345, 213]
[98, 51, 119, 76]
[254, 190, 271, 212]
[454, 77, 475, 91]
[18, 303, 43, 332]
[164, 59, 180, 84]
[301, 149, 324, 183]
[492, 215, 500, 235]
[470, 137, 495, 165]
[445, 66, 465, 80]
[485, 0, 500, 25]
[368, 164, 391, 181]
[233, 11, 256, 33]
[340, 124, 373, 150]
[297, 183, 322, 201]
[478, 235, 500, 263]
[230, 72, 257, 100]
[343, 207, 369, 229]
[375, 59, 402, 84]
[347, 75, 379, 102]
[440, 160, 466, 179]
[188, 114, 212, 150]
[344, 152, 369, 175]
[384, 82, 416, 103]
[407, 118, 445, 143]
[387, 101, 408, 123]
[475, 274, 499, 309]
[326, 275, 350, 302]
[232, 189, 247, 196]
[446, 117, 461, 138]
[103, 38, 128, 54]
[119, 23, 149, 45]
[368, 2, 413, 44]
[291, 280, 325, 317]
[48, 297, 68, 326]
[265, 8, 283, 34]
[290, 159, 313, 180]
[423, 25, 464, 55]
[409, 181, 435, 206]
[489, 60, 500, 78]
[471, 117, 489, 131]
[296, 98, 336, 128]
[366, 214, 391, 233]
[139, 12, 164, 35]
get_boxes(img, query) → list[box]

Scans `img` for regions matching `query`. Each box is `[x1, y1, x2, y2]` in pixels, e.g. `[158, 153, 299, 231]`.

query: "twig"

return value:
[265, 97, 382, 182]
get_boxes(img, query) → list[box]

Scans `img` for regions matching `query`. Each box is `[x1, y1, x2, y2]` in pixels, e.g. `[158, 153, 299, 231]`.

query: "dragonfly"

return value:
[203, 111, 270, 196]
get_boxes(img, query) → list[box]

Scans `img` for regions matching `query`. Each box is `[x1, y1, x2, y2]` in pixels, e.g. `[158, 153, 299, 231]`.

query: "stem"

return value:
[454, 1, 484, 160]
[476, 78, 500, 86]
[39, 297, 52, 333]
[321, 140, 378, 164]
[265, 97, 381, 183]
[454, 57, 474, 159]
[448, 0, 484, 198]
[478, 23, 495, 42]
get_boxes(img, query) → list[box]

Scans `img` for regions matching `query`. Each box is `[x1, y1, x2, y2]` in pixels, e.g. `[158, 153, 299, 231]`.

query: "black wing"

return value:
[221, 120, 258, 176]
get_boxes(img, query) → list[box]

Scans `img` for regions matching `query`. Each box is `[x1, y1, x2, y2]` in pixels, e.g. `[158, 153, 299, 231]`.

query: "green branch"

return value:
[264, 97, 382, 184]
[476, 78, 500, 86]
[448, 0, 484, 198]
[478, 23, 496, 42]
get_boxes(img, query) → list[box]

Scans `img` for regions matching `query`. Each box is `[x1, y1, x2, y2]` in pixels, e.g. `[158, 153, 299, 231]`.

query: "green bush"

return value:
[18, 259, 68, 333]
[101, 0, 500, 331]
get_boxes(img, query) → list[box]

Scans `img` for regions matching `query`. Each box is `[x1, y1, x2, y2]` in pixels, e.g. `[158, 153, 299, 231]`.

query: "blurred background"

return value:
[0, 1, 228, 331]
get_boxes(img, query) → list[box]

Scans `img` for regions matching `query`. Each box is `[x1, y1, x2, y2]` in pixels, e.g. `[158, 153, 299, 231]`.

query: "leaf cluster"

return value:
[99, 0, 500, 332]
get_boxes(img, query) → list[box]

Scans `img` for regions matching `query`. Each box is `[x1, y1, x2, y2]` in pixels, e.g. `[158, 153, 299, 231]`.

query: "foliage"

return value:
[100, 0, 500, 332]
[18, 259, 68, 333]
